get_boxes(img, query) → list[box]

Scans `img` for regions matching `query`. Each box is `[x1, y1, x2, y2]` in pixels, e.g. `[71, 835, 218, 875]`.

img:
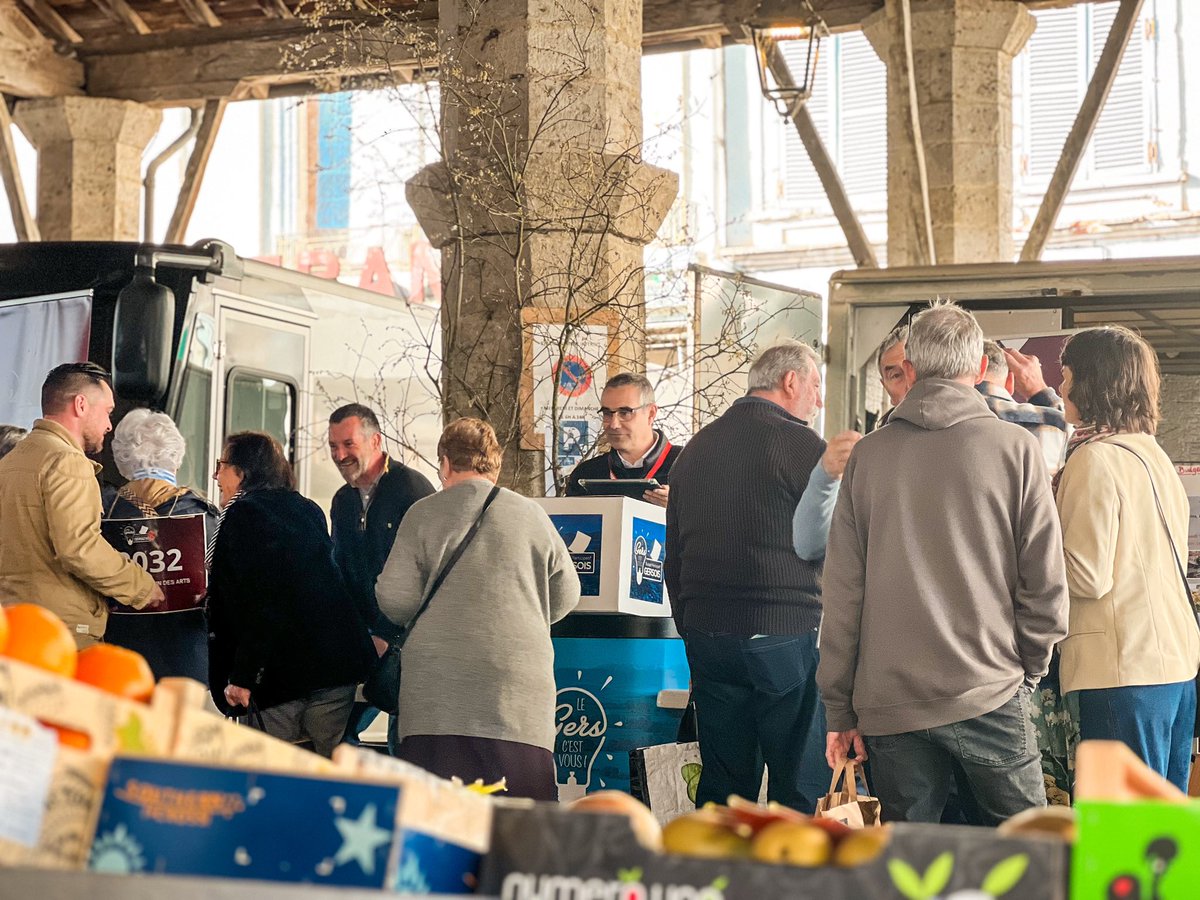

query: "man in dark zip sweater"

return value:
[328, 403, 435, 749]
[566, 373, 682, 507]
[666, 341, 851, 811]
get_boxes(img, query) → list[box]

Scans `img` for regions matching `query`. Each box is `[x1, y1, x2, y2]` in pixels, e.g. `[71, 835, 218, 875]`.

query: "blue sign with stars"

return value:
[89, 757, 401, 888]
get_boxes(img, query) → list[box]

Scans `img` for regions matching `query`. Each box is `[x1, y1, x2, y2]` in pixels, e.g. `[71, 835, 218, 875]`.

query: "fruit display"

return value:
[0, 603, 78, 677]
[570, 789, 665, 851]
[656, 797, 888, 869]
[74, 644, 156, 703]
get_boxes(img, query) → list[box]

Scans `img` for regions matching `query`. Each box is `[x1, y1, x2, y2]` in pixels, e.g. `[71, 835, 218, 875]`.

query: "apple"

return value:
[725, 796, 807, 833]
[832, 827, 891, 867]
[569, 791, 663, 851]
[662, 810, 753, 859]
[750, 821, 833, 867]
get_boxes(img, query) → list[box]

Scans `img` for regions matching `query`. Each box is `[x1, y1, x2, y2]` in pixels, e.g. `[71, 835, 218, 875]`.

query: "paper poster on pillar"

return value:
[1177, 465, 1200, 590]
[520, 310, 617, 493]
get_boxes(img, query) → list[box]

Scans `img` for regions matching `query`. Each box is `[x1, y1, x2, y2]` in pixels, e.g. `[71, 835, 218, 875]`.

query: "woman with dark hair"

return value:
[1055, 326, 1200, 791]
[103, 409, 217, 680]
[376, 418, 580, 798]
[207, 431, 375, 757]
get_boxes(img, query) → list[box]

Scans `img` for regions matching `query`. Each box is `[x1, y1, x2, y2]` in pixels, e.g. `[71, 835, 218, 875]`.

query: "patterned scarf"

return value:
[1051, 424, 1114, 496]
[207, 489, 244, 569]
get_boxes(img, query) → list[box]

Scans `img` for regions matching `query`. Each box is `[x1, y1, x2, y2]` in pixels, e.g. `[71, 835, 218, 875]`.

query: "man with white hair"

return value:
[819, 303, 1069, 825]
[666, 340, 860, 811]
[978, 340, 1068, 473]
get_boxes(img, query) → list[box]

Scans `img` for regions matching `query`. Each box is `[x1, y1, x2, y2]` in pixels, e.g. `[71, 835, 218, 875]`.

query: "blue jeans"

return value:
[865, 689, 1045, 826]
[1074, 679, 1197, 793]
[684, 628, 827, 812]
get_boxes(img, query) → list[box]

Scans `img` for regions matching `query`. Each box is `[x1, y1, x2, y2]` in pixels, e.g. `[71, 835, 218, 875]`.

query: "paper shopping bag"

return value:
[815, 758, 881, 827]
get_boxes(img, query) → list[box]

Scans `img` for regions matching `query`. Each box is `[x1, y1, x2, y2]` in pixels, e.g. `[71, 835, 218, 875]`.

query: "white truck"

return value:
[0, 240, 442, 507]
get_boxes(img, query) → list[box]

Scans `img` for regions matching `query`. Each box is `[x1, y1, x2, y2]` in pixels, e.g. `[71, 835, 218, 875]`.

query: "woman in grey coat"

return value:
[376, 417, 580, 799]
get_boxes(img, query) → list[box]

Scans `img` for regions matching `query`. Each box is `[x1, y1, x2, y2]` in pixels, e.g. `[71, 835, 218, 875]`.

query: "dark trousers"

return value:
[685, 628, 827, 812]
[865, 689, 1045, 826]
[396, 734, 558, 801]
[1075, 679, 1197, 794]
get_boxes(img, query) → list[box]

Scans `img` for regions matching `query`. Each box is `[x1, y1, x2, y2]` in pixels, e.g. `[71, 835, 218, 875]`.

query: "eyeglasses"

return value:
[598, 405, 648, 422]
[212, 458, 229, 479]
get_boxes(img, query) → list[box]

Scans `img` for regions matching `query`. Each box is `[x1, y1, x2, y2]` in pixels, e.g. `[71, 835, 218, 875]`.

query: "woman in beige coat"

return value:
[1055, 326, 1199, 791]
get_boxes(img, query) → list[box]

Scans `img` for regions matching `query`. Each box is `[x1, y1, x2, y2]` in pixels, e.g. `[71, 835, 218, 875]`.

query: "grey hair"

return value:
[906, 302, 985, 381]
[111, 409, 186, 480]
[982, 340, 1008, 378]
[747, 340, 821, 392]
[0, 425, 26, 460]
[604, 372, 655, 406]
[876, 325, 909, 376]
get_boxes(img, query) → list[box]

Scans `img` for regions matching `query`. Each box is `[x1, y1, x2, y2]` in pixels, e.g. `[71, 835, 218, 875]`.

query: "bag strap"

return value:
[403, 484, 500, 636]
[827, 758, 862, 800]
[1107, 441, 1198, 632]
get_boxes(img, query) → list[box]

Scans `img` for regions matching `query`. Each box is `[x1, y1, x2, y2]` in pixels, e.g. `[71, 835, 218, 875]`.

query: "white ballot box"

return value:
[536, 497, 671, 617]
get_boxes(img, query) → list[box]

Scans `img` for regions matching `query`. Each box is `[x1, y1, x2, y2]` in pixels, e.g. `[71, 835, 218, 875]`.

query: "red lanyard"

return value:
[609, 441, 672, 480]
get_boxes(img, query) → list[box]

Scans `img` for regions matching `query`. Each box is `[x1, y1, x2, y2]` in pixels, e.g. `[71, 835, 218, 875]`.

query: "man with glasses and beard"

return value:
[327, 404, 434, 750]
[565, 373, 682, 508]
[0, 363, 163, 646]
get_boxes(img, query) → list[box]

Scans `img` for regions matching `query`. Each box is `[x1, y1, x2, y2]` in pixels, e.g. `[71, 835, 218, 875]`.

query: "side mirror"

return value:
[112, 266, 175, 403]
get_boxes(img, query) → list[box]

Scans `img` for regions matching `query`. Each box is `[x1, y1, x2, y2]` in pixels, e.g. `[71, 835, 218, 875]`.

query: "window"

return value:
[174, 312, 215, 494]
[1019, 3, 1154, 185]
[225, 369, 296, 461]
[779, 32, 887, 211]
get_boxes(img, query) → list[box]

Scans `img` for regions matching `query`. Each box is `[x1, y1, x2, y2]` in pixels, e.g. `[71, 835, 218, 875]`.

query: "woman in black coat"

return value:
[207, 431, 375, 757]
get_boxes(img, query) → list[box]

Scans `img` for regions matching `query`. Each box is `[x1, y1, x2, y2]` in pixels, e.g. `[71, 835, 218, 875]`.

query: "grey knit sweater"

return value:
[375, 479, 581, 750]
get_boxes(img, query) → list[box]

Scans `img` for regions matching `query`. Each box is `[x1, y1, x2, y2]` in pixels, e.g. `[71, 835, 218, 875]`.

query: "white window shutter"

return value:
[781, 36, 833, 210]
[1025, 8, 1085, 182]
[838, 31, 887, 200]
[1089, 3, 1149, 173]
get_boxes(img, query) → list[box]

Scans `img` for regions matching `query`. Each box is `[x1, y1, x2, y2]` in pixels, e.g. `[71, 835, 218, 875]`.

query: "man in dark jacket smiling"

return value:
[328, 404, 434, 747]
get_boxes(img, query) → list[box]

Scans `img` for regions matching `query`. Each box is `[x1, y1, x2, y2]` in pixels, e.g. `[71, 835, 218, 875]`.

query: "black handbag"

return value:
[362, 485, 500, 715]
[1110, 442, 1200, 738]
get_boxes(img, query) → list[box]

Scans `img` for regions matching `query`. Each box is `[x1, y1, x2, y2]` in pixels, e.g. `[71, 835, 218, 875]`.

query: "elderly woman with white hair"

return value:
[102, 408, 218, 680]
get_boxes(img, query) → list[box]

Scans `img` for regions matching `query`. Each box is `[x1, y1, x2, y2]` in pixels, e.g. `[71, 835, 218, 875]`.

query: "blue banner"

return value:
[550, 513, 603, 596]
[628, 516, 666, 604]
[552, 635, 689, 798]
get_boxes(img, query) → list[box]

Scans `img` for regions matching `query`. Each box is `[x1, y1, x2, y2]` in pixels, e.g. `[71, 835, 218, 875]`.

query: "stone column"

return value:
[14, 97, 161, 241]
[863, 0, 1035, 265]
[407, 0, 677, 494]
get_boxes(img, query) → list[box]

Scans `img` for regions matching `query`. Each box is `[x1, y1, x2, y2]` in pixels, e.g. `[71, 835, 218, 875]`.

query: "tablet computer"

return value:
[577, 478, 661, 498]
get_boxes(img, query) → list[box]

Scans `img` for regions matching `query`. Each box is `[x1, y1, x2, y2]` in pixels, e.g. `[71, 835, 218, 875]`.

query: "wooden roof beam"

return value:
[260, 0, 294, 19]
[177, 0, 222, 29]
[16, 0, 81, 44]
[1, 2, 84, 97]
[92, 0, 152, 36]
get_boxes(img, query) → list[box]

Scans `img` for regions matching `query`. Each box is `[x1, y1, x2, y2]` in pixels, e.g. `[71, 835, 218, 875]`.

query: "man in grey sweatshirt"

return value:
[817, 303, 1069, 825]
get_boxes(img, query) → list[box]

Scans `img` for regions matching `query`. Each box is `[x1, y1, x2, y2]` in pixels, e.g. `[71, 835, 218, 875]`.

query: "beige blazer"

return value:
[1055, 433, 1200, 694]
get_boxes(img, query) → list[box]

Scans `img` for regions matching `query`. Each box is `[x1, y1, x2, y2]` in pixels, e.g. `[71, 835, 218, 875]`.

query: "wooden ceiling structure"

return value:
[1, 0, 1110, 106]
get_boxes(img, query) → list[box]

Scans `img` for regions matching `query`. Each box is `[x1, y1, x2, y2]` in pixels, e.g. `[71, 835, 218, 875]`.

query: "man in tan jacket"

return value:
[0, 363, 162, 646]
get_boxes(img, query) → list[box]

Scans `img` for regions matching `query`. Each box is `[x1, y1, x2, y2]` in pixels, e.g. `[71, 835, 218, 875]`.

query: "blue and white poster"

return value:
[549, 513, 603, 597]
[552, 636, 689, 800]
[628, 517, 666, 604]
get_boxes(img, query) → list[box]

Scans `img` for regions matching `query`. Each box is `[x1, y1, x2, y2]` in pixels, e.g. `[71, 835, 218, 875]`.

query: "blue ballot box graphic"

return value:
[550, 513, 603, 597]
[552, 625, 689, 799]
[628, 517, 666, 604]
[539, 497, 671, 617]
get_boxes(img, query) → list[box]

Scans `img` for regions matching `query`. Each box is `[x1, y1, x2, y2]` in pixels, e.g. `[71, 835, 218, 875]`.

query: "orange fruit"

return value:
[1, 604, 76, 677]
[74, 644, 155, 703]
[0, 605, 8, 655]
[41, 722, 91, 750]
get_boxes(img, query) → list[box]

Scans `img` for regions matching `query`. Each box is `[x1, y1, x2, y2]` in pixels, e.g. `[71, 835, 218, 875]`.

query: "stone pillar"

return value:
[14, 97, 161, 241]
[1158, 374, 1200, 463]
[407, 0, 677, 494]
[863, 0, 1035, 265]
